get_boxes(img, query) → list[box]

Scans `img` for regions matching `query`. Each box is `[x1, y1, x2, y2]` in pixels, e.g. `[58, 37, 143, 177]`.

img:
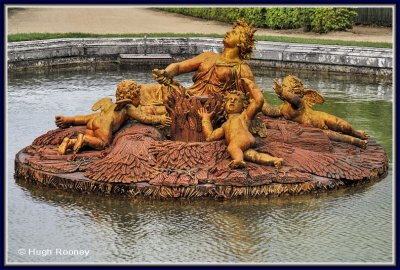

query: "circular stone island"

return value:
[14, 115, 388, 200]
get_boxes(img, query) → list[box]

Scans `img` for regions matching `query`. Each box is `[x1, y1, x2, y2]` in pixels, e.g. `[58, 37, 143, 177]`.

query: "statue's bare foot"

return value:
[229, 160, 247, 169]
[73, 134, 84, 154]
[356, 130, 369, 140]
[58, 138, 70, 155]
[55, 115, 71, 129]
[360, 140, 368, 150]
[273, 158, 284, 169]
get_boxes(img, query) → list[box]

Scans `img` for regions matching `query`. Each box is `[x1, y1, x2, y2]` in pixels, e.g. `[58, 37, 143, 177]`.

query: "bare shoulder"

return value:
[240, 110, 250, 120]
[239, 62, 255, 80]
[240, 62, 252, 70]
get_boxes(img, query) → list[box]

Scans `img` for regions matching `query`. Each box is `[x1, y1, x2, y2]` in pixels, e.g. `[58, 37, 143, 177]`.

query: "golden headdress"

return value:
[233, 19, 257, 60]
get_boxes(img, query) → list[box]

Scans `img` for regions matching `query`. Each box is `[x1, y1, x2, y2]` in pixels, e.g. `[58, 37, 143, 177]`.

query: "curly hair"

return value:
[221, 90, 250, 118]
[282, 75, 305, 97]
[233, 19, 257, 60]
[115, 80, 141, 101]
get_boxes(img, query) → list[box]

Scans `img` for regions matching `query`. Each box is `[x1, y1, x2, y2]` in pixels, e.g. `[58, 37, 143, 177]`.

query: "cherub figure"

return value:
[198, 78, 283, 169]
[56, 81, 172, 155]
[262, 75, 368, 149]
[115, 79, 170, 117]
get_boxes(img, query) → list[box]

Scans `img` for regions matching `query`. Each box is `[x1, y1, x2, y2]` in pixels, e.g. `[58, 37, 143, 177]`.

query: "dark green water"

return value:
[7, 67, 393, 264]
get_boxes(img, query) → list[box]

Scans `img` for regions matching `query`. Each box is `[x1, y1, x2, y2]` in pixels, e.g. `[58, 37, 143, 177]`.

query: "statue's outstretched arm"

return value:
[206, 127, 224, 142]
[280, 90, 303, 109]
[126, 105, 171, 126]
[273, 79, 303, 109]
[240, 78, 264, 120]
[262, 101, 282, 117]
[198, 107, 224, 141]
[164, 52, 215, 77]
[55, 113, 99, 128]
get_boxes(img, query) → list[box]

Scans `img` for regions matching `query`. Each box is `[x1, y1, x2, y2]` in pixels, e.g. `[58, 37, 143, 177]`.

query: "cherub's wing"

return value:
[303, 89, 325, 106]
[91, 97, 113, 111]
[114, 98, 132, 111]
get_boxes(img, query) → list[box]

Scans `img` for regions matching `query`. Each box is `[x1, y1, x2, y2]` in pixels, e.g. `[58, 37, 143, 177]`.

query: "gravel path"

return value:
[7, 7, 393, 43]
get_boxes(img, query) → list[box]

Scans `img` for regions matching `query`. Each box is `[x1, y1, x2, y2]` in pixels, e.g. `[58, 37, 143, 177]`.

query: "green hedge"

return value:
[264, 8, 301, 29]
[162, 8, 267, 27]
[306, 8, 358, 33]
[160, 8, 358, 33]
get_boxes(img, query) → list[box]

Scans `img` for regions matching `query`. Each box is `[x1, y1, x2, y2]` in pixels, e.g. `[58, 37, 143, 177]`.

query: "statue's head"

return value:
[116, 80, 141, 106]
[224, 19, 256, 60]
[222, 90, 249, 116]
[282, 75, 305, 97]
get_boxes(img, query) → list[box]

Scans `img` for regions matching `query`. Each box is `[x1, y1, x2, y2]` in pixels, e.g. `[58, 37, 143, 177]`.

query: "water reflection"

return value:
[13, 173, 392, 263]
[7, 66, 393, 263]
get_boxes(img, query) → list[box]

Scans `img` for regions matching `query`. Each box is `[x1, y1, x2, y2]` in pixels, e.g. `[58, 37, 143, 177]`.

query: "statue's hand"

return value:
[273, 79, 282, 95]
[160, 115, 172, 127]
[55, 115, 71, 129]
[197, 107, 214, 120]
[152, 69, 173, 85]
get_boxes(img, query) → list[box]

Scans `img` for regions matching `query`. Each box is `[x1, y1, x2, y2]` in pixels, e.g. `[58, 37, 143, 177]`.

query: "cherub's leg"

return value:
[324, 116, 368, 140]
[227, 144, 247, 169]
[244, 149, 283, 169]
[355, 129, 368, 140]
[73, 133, 107, 154]
[58, 137, 77, 155]
[72, 133, 84, 154]
[323, 130, 368, 149]
[83, 135, 107, 150]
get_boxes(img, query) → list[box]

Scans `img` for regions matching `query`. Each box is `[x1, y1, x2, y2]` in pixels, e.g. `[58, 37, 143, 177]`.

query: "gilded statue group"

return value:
[55, 19, 368, 170]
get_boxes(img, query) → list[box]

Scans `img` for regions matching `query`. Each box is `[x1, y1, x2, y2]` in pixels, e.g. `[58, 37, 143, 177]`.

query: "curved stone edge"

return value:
[14, 148, 388, 200]
[8, 38, 392, 76]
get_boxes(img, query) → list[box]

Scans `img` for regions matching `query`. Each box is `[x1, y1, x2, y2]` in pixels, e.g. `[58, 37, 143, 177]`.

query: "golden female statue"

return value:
[262, 75, 369, 148]
[153, 19, 258, 96]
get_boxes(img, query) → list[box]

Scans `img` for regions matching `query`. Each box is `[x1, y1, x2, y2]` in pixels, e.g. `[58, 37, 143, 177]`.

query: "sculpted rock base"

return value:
[14, 115, 388, 200]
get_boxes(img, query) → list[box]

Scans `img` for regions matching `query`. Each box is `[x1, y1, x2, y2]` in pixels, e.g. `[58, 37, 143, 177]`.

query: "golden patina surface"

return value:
[56, 80, 171, 156]
[198, 78, 282, 169]
[262, 75, 369, 148]
[14, 19, 388, 198]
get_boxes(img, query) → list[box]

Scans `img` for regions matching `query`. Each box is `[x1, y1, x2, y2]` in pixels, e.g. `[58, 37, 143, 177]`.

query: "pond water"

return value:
[7, 66, 393, 264]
